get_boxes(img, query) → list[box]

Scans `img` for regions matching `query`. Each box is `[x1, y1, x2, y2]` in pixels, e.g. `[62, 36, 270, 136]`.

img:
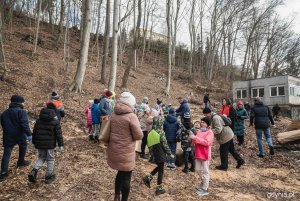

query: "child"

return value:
[28, 104, 64, 183]
[143, 116, 174, 196]
[176, 112, 195, 173]
[91, 98, 101, 143]
[190, 117, 214, 196]
[85, 100, 93, 140]
[139, 108, 152, 159]
[234, 100, 248, 145]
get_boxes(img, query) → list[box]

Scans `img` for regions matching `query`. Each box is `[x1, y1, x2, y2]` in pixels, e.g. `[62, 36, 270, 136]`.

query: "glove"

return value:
[27, 135, 32, 142]
[57, 146, 64, 152]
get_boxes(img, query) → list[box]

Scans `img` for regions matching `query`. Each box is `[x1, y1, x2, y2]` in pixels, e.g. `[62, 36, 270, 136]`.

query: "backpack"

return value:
[218, 114, 232, 127]
[147, 129, 161, 148]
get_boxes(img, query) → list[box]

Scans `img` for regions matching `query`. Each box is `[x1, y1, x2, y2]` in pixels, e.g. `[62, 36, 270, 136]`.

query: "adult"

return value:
[203, 108, 244, 171]
[244, 101, 251, 115]
[176, 97, 190, 121]
[219, 98, 235, 131]
[139, 107, 152, 159]
[272, 104, 281, 119]
[107, 92, 143, 201]
[155, 98, 163, 115]
[47, 92, 65, 121]
[203, 93, 210, 109]
[99, 90, 113, 119]
[234, 101, 248, 146]
[250, 97, 275, 158]
[163, 108, 180, 169]
[0, 95, 32, 181]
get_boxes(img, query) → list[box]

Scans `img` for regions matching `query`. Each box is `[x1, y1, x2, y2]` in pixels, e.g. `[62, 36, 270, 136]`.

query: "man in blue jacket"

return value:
[0, 95, 32, 181]
[250, 97, 275, 158]
[176, 97, 190, 121]
[163, 108, 179, 169]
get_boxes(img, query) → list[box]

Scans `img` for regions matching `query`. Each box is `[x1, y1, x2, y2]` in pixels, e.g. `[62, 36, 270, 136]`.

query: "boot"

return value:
[269, 146, 275, 155]
[113, 195, 120, 201]
[182, 168, 189, 174]
[236, 160, 245, 169]
[0, 173, 8, 182]
[17, 160, 31, 168]
[143, 174, 153, 188]
[28, 169, 38, 183]
[88, 134, 94, 141]
[45, 174, 56, 184]
[155, 184, 166, 196]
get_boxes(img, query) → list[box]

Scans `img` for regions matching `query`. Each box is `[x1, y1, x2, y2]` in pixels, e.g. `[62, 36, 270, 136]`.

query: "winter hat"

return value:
[184, 112, 191, 119]
[168, 108, 175, 115]
[151, 109, 159, 117]
[152, 116, 163, 130]
[105, 90, 113, 98]
[201, 117, 211, 126]
[119, 92, 136, 108]
[10, 95, 25, 103]
[142, 97, 149, 104]
[203, 107, 212, 114]
[237, 100, 243, 106]
[51, 91, 60, 99]
[157, 98, 162, 105]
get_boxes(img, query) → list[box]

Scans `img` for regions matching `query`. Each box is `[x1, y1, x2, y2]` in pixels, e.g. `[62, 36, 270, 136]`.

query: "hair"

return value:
[222, 98, 232, 106]
[94, 98, 100, 104]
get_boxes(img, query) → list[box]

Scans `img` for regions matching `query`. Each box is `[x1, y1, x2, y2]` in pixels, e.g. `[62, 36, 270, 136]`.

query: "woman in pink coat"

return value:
[85, 100, 93, 138]
[107, 92, 143, 201]
[191, 117, 214, 197]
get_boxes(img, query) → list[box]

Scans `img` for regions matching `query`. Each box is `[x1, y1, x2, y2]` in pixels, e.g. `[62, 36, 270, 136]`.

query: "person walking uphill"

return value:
[272, 104, 281, 119]
[163, 108, 179, 170]
[143, 116, 174, 196]
[107, 92, 143, 201]
[91, 99, 101, 142]
[176, 97, 190, 121]
[28, 104, 64, 184]
[0, 95, 32, 182]
[203, 108, 244, 171]
[47, 92, 65, 121]
[250, 97, 275, 158]
[99, 90, 113, 119]
[234, 101, 248, 146]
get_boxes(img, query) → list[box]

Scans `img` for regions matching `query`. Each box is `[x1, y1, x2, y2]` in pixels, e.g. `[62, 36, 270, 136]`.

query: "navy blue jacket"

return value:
[250, 101, 274, 129]
[1, 103, 32, 147]
[91, 103, 101, 124]
[163, 114, 179, 143]
[176, 99, 190, 118]
[99, 98, 112, 116]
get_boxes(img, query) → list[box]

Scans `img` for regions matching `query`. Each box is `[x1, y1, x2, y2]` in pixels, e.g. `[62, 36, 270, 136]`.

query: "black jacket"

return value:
[250, 101, 274, 129]
[33, 108, 64, 149]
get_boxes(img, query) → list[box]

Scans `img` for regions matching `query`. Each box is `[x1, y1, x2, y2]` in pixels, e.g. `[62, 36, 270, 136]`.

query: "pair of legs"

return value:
[140, 131, 148, 156]
[183, 150, 195, 171]
[256, 128, 274, 156]
[143, 162, 166, 195]
[195, 159, 210, 191]
[1, 141, 27, 176]
[219, 139, 244, 169]
[115, 171, 132, 201]
[92, 124, 100, 141]
[32, 149, 55, 177]
[167, 142, 176, 167]
[236, 135, 244, 145]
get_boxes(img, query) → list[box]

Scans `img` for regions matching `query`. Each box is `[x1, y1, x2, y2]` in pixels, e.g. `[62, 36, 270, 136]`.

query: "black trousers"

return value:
[115, 171, 132, 201]
[141, 131, 148, 155]
[150, 162, 164, 185]
[237, 135, 244, 145]
[219, 139, 243, 169]
[183, 150, 195, 170]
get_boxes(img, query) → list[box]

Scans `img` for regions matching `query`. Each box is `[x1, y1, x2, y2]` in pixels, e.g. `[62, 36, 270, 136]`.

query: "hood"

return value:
[114, 102, 133, 115]
[255, 101, 264, 106]
[39, 108, 56, 121]
[181, 99, 188, 105]
[166, 114, 177, 123]
[92, 103, 99, 110]
[9, 102, 23, 109]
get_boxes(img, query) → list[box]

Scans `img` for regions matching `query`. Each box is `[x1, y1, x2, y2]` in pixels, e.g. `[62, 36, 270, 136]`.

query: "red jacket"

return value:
[219, 105, 230, 116]
[193, 129, 214, 161]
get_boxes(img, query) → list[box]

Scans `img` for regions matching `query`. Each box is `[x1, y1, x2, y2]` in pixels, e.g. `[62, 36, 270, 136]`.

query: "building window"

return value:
[252, 88, 264, 98]
[270, 86, 285, 97]
[237, 89, 247, 99]
[290, 87, 295, 96]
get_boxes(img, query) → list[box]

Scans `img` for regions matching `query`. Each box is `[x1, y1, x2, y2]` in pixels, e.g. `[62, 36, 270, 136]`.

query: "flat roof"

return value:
[233, 74, 300, 82]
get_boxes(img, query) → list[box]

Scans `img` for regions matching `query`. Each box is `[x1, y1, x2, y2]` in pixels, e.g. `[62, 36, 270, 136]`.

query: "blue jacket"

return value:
[250, 101, 274, 129]
[163, 114, 179, 143]
[1, 103, 32, 147]
[176, 99, 190, 118]
[99, 98, 112, 116]
[91, 103, 101, 124]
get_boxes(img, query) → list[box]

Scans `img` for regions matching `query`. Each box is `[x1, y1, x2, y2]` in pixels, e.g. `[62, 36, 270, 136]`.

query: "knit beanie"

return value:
[168, 108, 175, 116]
[119, 92, 136, 108]
[203, 107, 212, 114]
[237, 100, 243, 106]
[51, 91, 60, 98]
[142, 97, 149, 104]
[183, 112, 191, 119]
[201, 117, 211, 126]
[10, 95, 25, 103]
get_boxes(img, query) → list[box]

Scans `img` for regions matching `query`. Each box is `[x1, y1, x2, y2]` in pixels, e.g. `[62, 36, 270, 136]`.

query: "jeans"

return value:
[92, 124, 100, 137]
[219, 139, 243, 169]
[183, 150, 195, 170]
[256, 128, 273, 156]
[1, 142, 27, 175]
[33, 149, 55, 176]
[150, 162, 164, 185]
[115, 171, 132, 201]
[167, 142, 176, 164]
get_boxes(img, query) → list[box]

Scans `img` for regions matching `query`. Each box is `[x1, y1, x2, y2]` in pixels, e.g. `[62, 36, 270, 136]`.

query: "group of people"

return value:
[0, 90, 277, 201]
[0, 92, 65, 183]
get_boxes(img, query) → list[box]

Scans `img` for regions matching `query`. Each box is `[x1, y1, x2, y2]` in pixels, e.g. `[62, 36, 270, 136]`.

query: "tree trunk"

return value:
[33, 0, 42, 55]
[108, 0, 119, 91]
[94, 0, 103, 70]
[165, 0, 172, 96]
[277, 129, 300, 144]
[69, 0, 92, 93]
[57, 0, 65, 42]
[101, 0, 110, 84]
[63, 0, 71, 72]
[0, 11, 7, 81]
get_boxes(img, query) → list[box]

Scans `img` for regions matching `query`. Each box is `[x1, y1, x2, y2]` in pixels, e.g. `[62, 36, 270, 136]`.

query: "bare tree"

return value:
[0, 9, 7, 81]
[57, 0, 65, 42]
[101, 0, 110, 84]
[33, 0, 43, 55]
[165, 0, 173, 95]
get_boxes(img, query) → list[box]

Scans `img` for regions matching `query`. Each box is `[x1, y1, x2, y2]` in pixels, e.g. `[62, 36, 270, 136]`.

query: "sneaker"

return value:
[196, 183, 203, 191]
[28, 169, 38, 183]
[182, 168, 189, 174]
[142, 175, 152, 188]
[0, 173, 8, 182]
[170, 163, 176, 170]
[269, 146, 275, 155]
[45, 174, 56, 184]
[166, 163, 172, 168]
[17, 160, 31, 168]
[236, 160, 245, 169]
[215, 165, 227, 171]
[257, 154, 264, 158]
[113, 195, 121, 201]
[155, 185, 166, 196]
[196, 188, 209, 196]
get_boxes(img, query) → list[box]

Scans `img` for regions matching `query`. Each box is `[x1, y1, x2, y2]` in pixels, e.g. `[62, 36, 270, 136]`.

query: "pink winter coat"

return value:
[193, 129, 214, 161]
[107, 102, 143, 171]
[85, 104, 92, 126]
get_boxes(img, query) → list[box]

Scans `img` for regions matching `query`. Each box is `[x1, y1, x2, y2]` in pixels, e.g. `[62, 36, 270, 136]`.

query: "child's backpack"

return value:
[147, 129, 161, 148]
[177, 128, 191, 150]
[218, 114, 232, 127]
